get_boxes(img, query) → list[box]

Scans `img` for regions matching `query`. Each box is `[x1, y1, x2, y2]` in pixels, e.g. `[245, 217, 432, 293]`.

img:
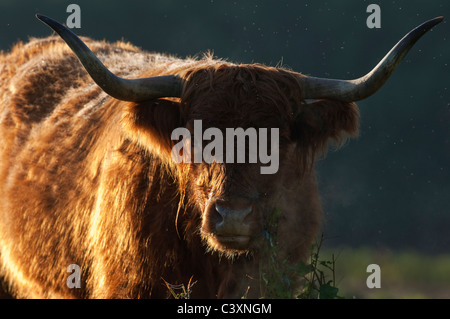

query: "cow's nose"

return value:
[214, 203, 252, 234]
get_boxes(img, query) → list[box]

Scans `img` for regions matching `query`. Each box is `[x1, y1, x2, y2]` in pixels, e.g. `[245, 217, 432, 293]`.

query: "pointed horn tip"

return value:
[35, 14, 53, 26]
[430, 16, 444, 26]
[412, 16, 444, 38]
[424, 16, 444, 29]
[35, 13, 46, 21]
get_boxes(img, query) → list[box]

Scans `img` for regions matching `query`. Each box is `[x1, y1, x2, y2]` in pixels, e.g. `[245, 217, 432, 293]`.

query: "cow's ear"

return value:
[122, 99, 182, 159]
[291, 99, 360, 152]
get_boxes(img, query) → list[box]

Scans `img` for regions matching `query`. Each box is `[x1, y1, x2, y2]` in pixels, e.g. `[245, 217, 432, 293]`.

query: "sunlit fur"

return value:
[0, 37, 359, 298]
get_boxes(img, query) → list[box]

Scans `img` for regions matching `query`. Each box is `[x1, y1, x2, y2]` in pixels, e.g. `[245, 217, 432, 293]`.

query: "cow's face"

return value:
[176, 66, 300, 256]
[185, 132, 291, 255]
[124, 64, 359, 257]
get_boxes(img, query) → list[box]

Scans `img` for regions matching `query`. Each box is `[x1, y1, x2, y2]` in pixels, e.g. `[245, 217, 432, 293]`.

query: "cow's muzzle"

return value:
[201, 198, 257, 252]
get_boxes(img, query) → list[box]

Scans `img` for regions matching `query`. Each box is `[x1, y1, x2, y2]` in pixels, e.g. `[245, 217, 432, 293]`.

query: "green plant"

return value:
[258, 208, 293, 298]
[259, 208, 342, 299]
[296, 234, 342, 299]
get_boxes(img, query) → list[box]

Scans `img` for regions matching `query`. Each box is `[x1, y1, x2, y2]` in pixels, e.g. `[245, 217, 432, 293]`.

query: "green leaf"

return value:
[295, 262, 313, 277]
[319, 283, 339, 299]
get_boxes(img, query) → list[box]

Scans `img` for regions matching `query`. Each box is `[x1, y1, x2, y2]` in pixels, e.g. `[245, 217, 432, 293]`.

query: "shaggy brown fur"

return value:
[0, 36, 359, 298]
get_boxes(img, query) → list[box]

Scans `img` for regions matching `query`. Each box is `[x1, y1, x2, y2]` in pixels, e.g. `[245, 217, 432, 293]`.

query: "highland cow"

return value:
[0, 15, 443, 298]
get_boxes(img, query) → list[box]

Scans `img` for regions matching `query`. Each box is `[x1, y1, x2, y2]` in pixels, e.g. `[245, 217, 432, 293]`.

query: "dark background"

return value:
[1, 1, 448, 254]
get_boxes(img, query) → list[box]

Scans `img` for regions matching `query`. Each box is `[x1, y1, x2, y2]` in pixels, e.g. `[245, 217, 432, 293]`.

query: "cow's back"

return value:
[0, 37, 183, 298]
[0, 36, 177, 158]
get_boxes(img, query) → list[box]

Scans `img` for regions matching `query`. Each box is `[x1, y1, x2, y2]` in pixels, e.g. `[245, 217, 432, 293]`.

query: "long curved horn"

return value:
[299, 16, 444, 102]
[36, 14, 183, 102]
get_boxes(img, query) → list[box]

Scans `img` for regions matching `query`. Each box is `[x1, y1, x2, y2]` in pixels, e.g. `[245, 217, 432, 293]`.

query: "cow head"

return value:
[37, 15, 443, 257]
[172, 64, 359, 256]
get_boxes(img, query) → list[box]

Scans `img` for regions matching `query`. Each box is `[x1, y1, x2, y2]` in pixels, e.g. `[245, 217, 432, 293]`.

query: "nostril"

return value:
[210, 205, 224, 227]
[208, 207, 224, 226]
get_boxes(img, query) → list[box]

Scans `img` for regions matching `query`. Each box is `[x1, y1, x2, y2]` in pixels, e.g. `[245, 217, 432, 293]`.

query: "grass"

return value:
[320, 246, 450, 299]
[163, 276, 197, 299]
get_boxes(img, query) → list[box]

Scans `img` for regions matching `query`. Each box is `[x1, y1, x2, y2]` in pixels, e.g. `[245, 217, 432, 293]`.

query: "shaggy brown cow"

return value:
[0, 15, 443, 298]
